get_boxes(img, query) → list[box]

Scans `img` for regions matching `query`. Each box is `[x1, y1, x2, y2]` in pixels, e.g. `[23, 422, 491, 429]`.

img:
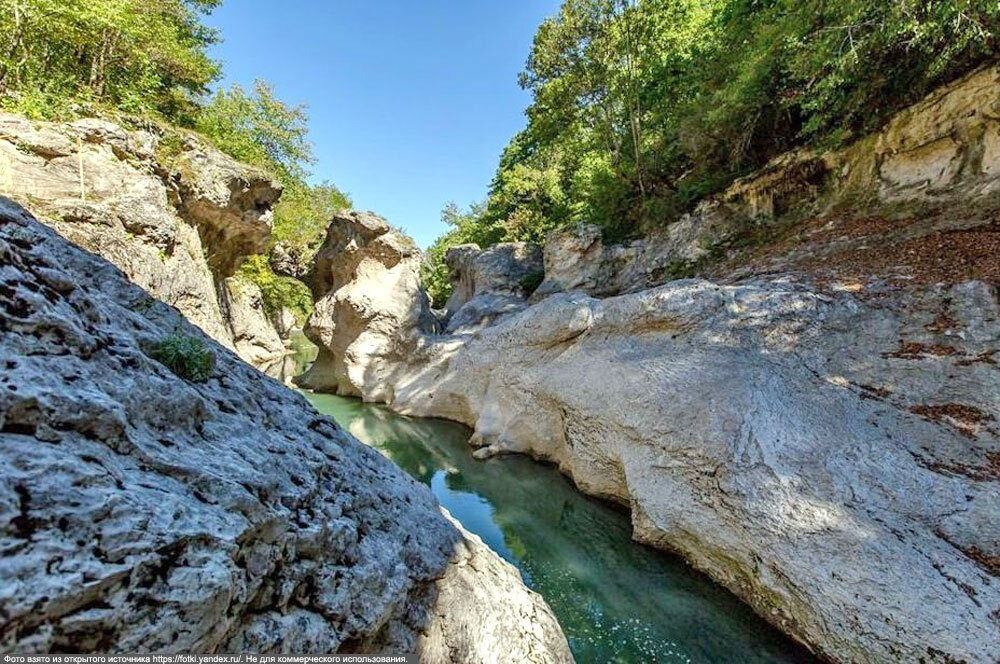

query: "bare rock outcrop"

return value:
[443, 243, 543, 333]
[0, 112, 286, 364]
[297, 63, 1000, 663]
[355, 278, 1000, 663]
[295, 211, 439, 399]
[0, 199, 572, 662]
[223, 277, 287, 365]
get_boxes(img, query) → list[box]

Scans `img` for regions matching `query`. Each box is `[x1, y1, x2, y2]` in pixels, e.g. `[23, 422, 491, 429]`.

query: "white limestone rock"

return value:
[0, 112, 285, 364]
[0, 199, 572, 663]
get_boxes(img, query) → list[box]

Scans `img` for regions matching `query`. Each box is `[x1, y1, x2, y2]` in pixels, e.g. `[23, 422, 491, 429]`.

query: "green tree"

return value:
[422, 201, 489, 308]
[425, 0, 1000, 281]
[196, 80, 314, 183]
[0, 0, 221, 122]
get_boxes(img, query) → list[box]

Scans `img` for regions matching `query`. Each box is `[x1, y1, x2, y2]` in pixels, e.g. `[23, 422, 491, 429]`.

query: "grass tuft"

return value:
[148, 332, 215, 382]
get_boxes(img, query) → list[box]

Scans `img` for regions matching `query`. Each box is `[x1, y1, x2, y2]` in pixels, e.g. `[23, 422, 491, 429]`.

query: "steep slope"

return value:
[0, 198, 572, 662]
[0, 112, 286, 364]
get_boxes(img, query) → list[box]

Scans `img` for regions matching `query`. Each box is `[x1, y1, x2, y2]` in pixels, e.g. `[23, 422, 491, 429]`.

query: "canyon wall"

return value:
[0, 112, 286, 364]
[298, 64, 1000, 662]
[534, 64, 1000, 298]
[0, 199, 572, 662]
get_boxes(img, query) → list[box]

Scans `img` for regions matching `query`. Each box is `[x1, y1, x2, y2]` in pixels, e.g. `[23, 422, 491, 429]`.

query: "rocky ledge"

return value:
[0, 199, 572, 662]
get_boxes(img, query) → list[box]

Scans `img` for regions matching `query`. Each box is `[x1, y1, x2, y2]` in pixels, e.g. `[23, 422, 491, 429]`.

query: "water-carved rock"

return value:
[295, 211, 439, 400]
[0, 112, 286, 364]
[298, 64, 1000, 663]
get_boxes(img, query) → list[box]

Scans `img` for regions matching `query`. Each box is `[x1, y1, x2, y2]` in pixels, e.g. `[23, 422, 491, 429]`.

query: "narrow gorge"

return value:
[294, 66, 1000, 663]
[3, 3, 1000, 662]
[0, 199, 572, 661]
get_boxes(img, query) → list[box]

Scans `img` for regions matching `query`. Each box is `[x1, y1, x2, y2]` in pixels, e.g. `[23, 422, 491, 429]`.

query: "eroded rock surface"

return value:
[298, 64, 1000, 663]
[360, 278, 1000, 663]
[443, 243, 543, 333]
[0, 200, 572, 662]
[296, 211, 439, 400]
[0, 112, 286, 364]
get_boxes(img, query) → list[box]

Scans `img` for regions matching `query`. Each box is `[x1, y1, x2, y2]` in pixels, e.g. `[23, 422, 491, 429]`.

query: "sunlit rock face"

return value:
[295, 210, 439, 400]
[443, 242, 543, 334]
[296, 65, 1000, 663]
[0, 112, 285, 364]
[381, 278, 1000, 664]
[0, 199, 573, 662]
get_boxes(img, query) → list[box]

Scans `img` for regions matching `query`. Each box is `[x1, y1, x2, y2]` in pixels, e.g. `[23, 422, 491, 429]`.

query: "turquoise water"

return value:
[281, 337, 816, 663]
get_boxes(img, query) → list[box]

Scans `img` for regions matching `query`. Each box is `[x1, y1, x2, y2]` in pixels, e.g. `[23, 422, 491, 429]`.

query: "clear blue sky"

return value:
[205, 1, 560, 248]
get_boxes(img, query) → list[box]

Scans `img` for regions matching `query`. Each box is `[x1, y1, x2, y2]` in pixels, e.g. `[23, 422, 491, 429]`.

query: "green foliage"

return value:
[0, 3, 353, 321]
[195, 80, 314, 184]
[236, 255, 312, 323]
[148, 331, 215, 382]
[421, 202, 494, 308]
[426, 0, 1000, 272]
[274, 181, 351, 253]
[196, 81, 352, 319]
[0, 0, 221, 123]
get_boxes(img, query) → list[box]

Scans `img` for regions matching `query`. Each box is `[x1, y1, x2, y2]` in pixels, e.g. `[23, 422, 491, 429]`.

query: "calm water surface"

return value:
[275, 336, 816, 664]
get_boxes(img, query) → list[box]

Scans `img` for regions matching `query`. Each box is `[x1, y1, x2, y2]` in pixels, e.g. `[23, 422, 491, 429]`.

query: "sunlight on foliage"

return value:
[423, 0, 1000, 289]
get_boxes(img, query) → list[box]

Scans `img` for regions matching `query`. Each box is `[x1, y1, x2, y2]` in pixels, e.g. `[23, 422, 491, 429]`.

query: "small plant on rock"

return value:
[148, 332, 215, 382]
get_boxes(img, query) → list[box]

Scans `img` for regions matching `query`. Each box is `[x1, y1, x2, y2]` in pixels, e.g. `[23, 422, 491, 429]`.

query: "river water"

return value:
[266, 336, 816, 664]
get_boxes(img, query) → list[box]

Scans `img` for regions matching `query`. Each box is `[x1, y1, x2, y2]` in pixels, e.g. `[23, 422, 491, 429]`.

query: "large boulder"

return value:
[0, 112, 286, 364]
[0, 199, 572, 662]
[295, 211, 439, 399]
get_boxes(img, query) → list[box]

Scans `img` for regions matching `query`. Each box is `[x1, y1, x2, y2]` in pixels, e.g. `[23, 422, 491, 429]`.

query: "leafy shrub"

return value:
[148, 332, 215, 382]
[236, 255, 312, 323]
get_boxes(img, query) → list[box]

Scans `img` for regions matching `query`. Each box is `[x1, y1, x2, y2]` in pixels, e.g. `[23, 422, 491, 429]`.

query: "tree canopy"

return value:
[424, 0, 1000, 305]
[0, 0, 222, 122]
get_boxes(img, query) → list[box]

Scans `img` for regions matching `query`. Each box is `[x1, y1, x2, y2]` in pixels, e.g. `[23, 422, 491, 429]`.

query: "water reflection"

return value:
[258, 333, 318, 385]
[301, 390, 817, 664]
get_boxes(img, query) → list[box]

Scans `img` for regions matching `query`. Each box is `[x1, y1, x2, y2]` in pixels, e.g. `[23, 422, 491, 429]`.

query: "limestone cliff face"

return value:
[384, 280, 1000, 664]
[0, 199, 572, 662]
[298, 64, 1000, 663]
[443, 242, 543, 334]
[295, 211, 439, 400]
[0, 112, 286, 364]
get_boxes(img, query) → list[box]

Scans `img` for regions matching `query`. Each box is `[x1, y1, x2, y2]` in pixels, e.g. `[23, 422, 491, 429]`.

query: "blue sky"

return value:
[206, 1, 561, 248]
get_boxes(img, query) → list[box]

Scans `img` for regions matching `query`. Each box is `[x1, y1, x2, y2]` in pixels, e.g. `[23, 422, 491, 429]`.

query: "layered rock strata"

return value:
[0, 112, 285, 363]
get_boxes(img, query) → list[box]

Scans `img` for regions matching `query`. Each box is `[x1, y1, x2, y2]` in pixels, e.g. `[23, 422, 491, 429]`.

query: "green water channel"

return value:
[266, 336, 817, 664]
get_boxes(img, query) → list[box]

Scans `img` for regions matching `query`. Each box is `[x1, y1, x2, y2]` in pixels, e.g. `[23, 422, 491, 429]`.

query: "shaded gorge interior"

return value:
[270, 336, 816, 663]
